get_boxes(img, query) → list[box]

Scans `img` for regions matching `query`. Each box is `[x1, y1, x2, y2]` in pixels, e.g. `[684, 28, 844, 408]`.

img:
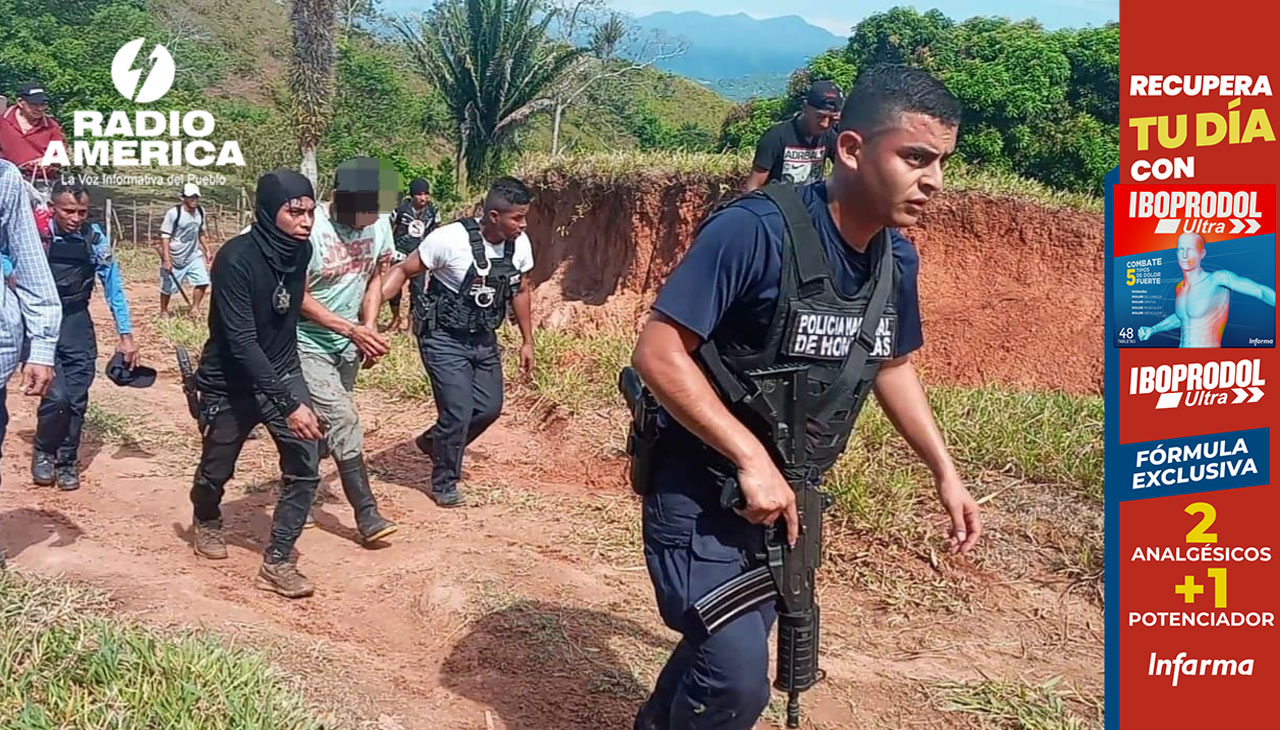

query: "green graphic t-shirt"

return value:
[297, 201, 393, 354]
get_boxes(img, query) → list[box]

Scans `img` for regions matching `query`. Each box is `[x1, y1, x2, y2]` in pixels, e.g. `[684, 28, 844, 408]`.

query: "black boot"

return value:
[31, 450, 55, 486]
[336, 455, 397, 546]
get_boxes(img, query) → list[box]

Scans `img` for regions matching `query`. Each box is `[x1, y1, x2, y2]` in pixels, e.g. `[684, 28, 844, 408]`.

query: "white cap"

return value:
[181, 183, 200, 198]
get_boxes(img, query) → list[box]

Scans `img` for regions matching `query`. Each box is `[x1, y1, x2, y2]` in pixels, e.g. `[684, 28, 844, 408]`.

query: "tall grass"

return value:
[501, 327, 633, 415]
[826, 385, 1103, 537]
[516, 151, 752, 185]
[0, 572, 322, 730]
[515, 151, 1102, 213]
[112, 244, 159, 286]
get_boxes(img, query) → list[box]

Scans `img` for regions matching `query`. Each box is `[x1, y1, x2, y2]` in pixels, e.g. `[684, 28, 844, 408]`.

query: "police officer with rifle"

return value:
[622, 66, 982, 730]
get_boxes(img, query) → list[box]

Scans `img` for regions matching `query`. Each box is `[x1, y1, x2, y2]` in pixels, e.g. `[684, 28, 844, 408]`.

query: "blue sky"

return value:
[607, 0, 1118, 35]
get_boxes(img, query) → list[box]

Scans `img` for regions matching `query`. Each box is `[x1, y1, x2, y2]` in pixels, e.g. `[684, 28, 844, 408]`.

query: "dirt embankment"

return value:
[524, 175, 1103, 395]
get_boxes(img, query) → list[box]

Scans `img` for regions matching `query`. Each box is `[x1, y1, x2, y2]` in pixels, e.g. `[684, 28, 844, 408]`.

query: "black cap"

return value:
[334, 157, 383, 194]
[409, 178, 430, 195]
[18, 83, 49, 105]
[805, 80, 843, 113]
[105, 352, 157, 388]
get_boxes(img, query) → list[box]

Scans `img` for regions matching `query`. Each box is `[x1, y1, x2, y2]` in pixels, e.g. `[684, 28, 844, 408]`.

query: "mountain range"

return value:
[630, 11, 843, 98]
[376, 3, 845, 101]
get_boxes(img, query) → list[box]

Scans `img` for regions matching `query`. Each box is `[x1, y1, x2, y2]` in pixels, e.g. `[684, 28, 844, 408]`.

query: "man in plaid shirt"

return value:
[0, 158, 61, 568]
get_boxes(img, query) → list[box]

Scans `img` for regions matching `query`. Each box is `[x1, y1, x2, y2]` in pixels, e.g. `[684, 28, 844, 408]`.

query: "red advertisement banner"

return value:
[1113, 2, 1280, 727]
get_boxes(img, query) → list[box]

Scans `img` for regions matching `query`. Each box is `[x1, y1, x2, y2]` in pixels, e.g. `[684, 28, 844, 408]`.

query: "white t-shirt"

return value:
[161, 205, 205, 268]
[417, 219, 534, 293]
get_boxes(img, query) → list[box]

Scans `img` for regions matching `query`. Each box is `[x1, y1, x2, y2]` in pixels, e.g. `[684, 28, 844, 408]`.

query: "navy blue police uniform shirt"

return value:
[653, 181, 924, 360]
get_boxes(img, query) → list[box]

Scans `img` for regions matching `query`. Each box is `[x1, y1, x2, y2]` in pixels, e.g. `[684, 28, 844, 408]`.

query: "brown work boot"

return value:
[192, 519, 227, 560]
[258, 559, 314, 598]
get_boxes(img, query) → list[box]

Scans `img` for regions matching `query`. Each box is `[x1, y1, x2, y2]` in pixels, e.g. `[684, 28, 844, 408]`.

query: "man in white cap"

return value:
[158, 183, 213, 318]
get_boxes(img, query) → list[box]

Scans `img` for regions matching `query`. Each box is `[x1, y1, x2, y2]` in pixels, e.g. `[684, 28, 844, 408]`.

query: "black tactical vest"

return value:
[394, 201, 438, 255]
[423, 219, 521, 333]
[46, 222, 99, 309]
[696, 184, 898, 474]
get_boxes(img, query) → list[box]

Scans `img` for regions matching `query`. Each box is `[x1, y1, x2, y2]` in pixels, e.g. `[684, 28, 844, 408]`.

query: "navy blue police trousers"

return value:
[417, 327, 504, 494]
[636, 453, 776, 730]
[34, 305, 97, 466]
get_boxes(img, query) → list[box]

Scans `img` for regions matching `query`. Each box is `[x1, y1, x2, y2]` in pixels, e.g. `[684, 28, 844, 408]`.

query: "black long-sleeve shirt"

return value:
[196, 232, 310, 416]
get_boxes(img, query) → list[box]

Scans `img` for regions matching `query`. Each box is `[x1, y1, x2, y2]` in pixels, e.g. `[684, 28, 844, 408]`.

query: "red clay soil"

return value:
[523, 180, 1104, 395]
[1, 288, 1104, 729]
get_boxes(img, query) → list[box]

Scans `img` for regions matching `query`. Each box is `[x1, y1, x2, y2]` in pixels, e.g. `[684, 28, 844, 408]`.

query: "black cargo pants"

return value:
[189, 372, 320, 564]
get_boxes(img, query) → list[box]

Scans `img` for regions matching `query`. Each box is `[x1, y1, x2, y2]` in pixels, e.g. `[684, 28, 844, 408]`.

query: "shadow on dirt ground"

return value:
[0, 507, 83, 561]
[13, 422, 155, 475]
[442, 599, 672, 730]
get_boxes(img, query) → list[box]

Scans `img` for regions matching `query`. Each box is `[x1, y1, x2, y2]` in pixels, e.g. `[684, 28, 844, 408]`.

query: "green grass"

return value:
[944, 159, 1103, 214]
[826, 385, 1103, 536]
[353, 323, 633, 417]
[0, 571, 322, 730]
[516, 151, 753, 186]
[515, 151, 1102, 213]
[501, 327, 633, 416]
[353, 329, 434, 402]
[936, 678, 1102, 730]
[83, 402, 135, 444]
[154, 315, 211, 353]
[112, 244, 160, 288]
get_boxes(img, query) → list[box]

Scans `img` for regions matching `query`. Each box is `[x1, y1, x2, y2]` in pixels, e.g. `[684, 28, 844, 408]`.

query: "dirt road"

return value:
[0, 292, 1103, 729]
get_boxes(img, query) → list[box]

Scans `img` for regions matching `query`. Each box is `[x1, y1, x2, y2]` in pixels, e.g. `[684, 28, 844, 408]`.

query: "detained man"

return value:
[187, 169, 326, 599]
[297, 157, 396, 544]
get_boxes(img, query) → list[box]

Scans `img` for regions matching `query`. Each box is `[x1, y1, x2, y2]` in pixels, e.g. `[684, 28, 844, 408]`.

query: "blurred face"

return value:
[837, 111, 957, 227]
[412, 191, 430, 208]
[1177, 233, 1205, 271]
[18, 98, 47, 122]
[51, 191, 89, 231]
[182, 195, 200, 211]
[802, 103, 839, 137]
[276, 197, 316, 239]
[334, 193, 380, 229]
[487, 203, 529, 241]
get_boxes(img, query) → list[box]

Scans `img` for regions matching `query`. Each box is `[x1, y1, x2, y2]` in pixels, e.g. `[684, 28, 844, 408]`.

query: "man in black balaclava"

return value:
[187, 169, 326, 599]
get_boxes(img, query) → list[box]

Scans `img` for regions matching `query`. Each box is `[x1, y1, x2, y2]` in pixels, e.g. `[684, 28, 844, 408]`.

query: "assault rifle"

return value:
[685, 363, 829, 729]
[175, 346, 200, 420]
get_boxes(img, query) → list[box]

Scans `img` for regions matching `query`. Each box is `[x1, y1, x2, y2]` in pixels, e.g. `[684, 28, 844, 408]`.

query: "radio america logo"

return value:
[41, 37, 244, 169]
[1129, 358, 1266, 409]
[112, 38, 176, 103]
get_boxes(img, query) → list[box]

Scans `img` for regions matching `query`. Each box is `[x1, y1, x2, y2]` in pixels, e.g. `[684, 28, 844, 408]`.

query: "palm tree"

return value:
[395, 0, 584, 191]
[289, 0, 338, 187]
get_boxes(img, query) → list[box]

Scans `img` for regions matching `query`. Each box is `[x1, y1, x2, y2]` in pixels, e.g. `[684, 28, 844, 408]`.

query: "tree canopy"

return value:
[720, 8, 1119, 194]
